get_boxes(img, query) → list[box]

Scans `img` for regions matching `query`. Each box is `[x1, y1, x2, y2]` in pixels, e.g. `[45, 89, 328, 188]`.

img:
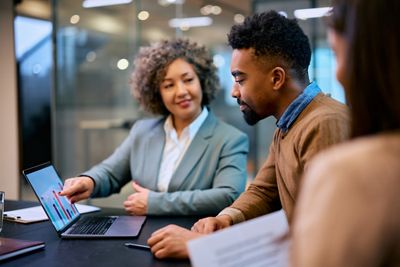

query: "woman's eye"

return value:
[184, 78, 194, 83]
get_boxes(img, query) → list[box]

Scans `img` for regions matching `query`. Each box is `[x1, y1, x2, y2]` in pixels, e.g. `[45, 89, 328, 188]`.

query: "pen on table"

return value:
[124, 242, 151, 250]
[4, 214, 21, 220]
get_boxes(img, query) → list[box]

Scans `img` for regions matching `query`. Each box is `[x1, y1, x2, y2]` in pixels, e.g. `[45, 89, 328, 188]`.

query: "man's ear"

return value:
[270, 67, 286, 91]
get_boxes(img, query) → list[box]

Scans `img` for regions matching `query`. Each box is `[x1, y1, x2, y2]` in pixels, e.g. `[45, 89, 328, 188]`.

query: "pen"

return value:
[3, 214, 21, 220]
[124, 242, 151, 250]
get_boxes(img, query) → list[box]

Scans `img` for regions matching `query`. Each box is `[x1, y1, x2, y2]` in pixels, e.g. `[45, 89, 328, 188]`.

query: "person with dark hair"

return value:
[146, 11, 350, 259]
[60, 39, 249, 216]
[291, 0, 400, 266]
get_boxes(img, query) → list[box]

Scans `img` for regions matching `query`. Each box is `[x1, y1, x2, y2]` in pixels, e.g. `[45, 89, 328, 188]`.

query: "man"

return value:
[147, 10, 350, 259]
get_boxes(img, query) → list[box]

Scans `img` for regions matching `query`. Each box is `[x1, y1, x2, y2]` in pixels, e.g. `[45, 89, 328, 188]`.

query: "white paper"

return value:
[188, 210, 290, 267]
[4, 204, 100, 223]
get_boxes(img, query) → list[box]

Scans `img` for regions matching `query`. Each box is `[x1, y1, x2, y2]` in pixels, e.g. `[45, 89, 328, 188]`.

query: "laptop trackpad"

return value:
[107, 216, 146, 237]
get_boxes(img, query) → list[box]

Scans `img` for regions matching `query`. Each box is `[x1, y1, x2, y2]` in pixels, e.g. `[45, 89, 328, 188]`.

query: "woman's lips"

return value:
[177, 99, 191, 108]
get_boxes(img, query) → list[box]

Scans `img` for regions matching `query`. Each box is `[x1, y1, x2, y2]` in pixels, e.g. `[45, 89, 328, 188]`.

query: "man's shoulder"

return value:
[289, 93, 350, 140]
[302, 93, 349, 123]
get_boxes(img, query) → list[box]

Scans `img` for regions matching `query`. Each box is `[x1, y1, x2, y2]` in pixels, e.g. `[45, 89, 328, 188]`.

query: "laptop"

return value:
[22, 162, 146, 238]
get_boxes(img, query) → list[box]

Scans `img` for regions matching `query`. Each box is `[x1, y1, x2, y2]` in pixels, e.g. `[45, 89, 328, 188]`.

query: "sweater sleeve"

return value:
[229, 134, 282, 220]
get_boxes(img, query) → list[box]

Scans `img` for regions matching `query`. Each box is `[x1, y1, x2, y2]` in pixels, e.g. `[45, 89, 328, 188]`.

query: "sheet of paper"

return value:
[4, 204, 100, 224]
[188, 210, 290, 267]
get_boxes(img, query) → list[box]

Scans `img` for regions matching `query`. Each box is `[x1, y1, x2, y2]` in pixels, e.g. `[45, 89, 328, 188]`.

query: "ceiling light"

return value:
[70, 14, 80, 24]
[158, 0, 184, 5]
[169, 17, 212, 28]
[138, 11, 150, 21]
[233, 14, 245, 24]
[200, 5, 212, 15]
[117, 58, 129, 70]
[294, 7, 332, 20]
[167, 0, 185, 3]
[83, 0, 133, 8]
[200, 5, 222, 15]
[211, 5, 222, 15]
[278, 11, 288, 18]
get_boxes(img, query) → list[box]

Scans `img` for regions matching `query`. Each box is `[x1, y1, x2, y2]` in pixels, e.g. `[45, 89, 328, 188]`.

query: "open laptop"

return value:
[22, 162, 146, 238]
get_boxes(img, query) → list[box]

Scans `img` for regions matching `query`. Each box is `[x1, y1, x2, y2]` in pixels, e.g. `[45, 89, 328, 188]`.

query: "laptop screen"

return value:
[24, 163, 80, 232]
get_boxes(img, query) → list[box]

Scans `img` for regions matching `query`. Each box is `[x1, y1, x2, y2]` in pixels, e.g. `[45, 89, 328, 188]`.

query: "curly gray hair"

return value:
[130, 39, 220, 115]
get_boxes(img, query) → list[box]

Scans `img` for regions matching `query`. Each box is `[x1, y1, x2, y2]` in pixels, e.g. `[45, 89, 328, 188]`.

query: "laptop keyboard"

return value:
[69, 217, 116, 235]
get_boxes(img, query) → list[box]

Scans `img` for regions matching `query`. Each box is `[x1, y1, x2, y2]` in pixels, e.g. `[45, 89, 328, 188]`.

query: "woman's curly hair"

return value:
[130, 39, 220, 115]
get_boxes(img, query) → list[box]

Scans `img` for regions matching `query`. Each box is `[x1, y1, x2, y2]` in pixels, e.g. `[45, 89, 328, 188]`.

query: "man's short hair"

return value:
[228, 11, 311, 81]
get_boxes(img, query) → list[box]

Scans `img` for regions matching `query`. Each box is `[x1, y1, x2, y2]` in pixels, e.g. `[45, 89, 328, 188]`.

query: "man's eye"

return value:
[235, 79, 244, 85]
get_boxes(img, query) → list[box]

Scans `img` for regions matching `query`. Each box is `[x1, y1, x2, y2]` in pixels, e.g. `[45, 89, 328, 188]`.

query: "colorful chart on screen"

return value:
[24, 165, 79, 231]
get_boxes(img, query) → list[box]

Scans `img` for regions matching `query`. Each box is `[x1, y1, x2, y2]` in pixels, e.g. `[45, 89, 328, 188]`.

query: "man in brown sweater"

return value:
[147, 11, 350, 259]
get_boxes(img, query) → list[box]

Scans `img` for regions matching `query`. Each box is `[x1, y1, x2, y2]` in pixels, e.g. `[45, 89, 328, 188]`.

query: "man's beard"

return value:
[238, 99, 262, 125]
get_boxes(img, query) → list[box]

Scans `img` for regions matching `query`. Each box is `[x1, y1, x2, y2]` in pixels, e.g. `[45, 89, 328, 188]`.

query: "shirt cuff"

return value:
[218, 207, 246, 225]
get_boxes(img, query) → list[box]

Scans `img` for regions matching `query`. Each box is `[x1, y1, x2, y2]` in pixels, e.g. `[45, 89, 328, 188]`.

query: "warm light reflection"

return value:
[70, 14, 80, 24]
[200, 5, 222, 15]
[117, 58, 129, 70]
[138, 11, 150, 21]
[233, 14, 245, 24]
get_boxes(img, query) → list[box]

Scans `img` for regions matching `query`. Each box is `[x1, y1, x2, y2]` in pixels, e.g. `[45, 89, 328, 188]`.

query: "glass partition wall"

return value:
[52, 0, 253, 207]
[17, 0, 341, 206]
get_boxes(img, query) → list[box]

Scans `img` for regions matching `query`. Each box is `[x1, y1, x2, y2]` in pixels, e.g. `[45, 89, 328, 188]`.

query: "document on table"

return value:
[188, 210, 290, 267]
[4, 204, 100, 224]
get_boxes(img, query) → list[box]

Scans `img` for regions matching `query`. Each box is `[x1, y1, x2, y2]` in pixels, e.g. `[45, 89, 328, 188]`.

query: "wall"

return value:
[0, 0, 20, 199]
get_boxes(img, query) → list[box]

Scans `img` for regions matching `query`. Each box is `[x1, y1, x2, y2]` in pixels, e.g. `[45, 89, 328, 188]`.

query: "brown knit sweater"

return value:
[224, 93, 350, 223]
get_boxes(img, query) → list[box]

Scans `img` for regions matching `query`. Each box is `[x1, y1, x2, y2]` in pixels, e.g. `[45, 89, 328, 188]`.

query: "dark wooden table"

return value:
[1, 200, 201, 267]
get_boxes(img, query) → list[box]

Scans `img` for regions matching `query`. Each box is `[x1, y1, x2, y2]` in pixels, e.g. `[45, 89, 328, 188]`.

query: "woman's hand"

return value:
[59, 176, 94, 203]
[123, 182, 150, 215]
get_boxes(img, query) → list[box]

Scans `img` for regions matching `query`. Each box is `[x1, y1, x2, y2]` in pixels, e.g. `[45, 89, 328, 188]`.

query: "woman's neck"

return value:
[172, 109, 203, 137]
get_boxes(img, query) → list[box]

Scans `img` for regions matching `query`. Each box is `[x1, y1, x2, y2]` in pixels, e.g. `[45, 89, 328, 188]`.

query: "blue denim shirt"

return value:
[276, 82, 321, 133]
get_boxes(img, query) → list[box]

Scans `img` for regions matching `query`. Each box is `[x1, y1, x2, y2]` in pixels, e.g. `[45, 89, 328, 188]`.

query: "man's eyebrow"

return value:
[231, 70, 244, 77]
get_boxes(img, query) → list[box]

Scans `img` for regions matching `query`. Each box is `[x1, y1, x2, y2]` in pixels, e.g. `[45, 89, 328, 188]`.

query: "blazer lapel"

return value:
[168, 111, 217, 191]
[144, 122, 165, 189]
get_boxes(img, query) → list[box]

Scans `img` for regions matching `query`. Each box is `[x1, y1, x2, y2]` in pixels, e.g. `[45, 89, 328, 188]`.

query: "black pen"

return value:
[124, 242, 151, 250]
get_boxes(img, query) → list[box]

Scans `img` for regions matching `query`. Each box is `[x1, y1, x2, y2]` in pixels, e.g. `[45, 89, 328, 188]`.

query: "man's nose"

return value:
[231, 85, 240, 98]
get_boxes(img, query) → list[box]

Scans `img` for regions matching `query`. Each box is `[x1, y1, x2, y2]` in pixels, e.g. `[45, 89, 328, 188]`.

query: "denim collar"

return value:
[276, 81, 321, 133]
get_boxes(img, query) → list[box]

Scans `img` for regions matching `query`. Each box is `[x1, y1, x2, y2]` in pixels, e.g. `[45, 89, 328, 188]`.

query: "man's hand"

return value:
[147, 225, 203, 259]
[123, 182, 150, 215]
[59, 176, 94, 203]
[191, 215, 233, 234]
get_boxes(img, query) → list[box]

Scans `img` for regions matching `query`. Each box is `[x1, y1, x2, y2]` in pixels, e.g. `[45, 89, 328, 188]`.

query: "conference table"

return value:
[1, 200, 203, 267]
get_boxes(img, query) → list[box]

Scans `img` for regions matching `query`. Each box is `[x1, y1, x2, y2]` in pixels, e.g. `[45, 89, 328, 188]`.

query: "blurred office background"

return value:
[1, 0, 343, 207]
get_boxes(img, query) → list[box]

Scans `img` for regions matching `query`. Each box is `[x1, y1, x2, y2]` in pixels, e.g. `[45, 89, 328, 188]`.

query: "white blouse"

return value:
[157, 108, 208, 192]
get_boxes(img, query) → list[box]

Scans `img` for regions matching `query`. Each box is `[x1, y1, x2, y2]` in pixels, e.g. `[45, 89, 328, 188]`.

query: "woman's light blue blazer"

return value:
[83, 110, 249, 215]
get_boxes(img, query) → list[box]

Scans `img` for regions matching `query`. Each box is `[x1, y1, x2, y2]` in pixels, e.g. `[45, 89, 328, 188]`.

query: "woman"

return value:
[60, 39, 249, 216]
[291, 0, 400, 266]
